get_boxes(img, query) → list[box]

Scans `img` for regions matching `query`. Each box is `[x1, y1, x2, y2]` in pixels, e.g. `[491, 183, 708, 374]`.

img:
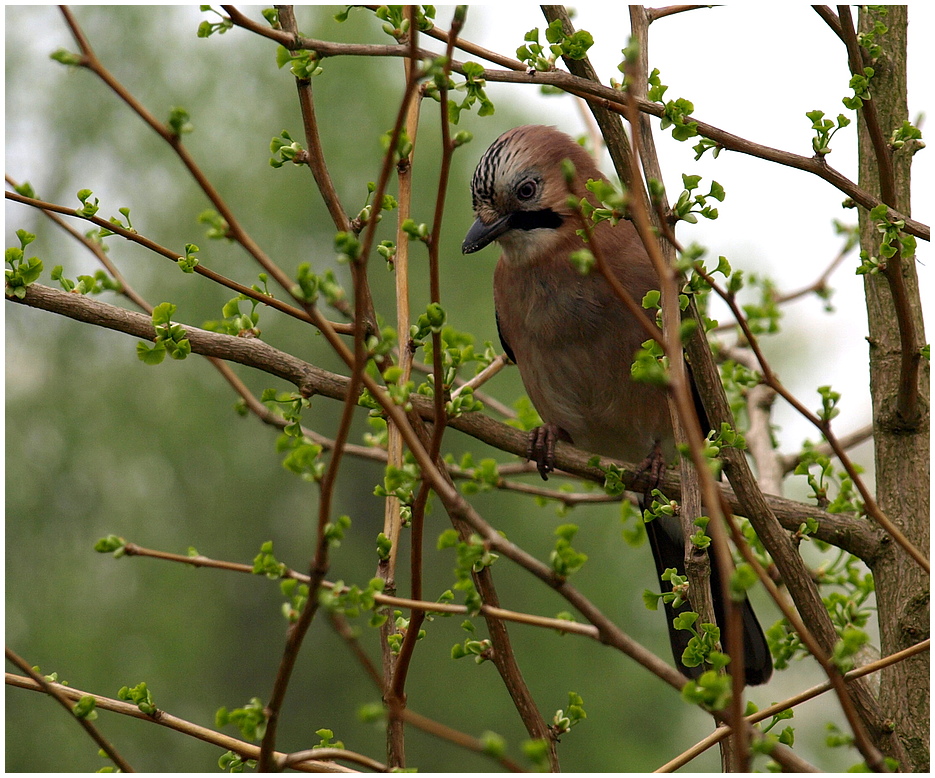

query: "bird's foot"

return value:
[527, 424, 571, 481]
[632, 441, 667, 497]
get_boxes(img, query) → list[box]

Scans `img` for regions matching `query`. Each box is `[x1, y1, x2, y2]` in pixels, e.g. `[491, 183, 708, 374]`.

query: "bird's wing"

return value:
[495, 308, 516, 364]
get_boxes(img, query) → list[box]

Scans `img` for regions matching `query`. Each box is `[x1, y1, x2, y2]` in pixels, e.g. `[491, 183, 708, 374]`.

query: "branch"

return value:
[215, 374, 630, 509]
[58, 6, 311, 312]
[658, 638, 930, 772]
[376, 23, 424, 766]
[7, 283, 884, 559]
[4, 188, 354, 335]
[119, 540, 603, 640]
[541, 5, 636, 191]
[5, 672, 355, 773]
[218, 5, 929, 241]
[255, 9, 428, 767]
[9, 281, 897, 763]
[276, 5, 379, 338]
[619, 19, 747, 765]
[7, 281, 689, 691]
[647, 6, 713, 23]
[5, 175, 152, 313]
[712, 234, 854, 334]
[813, 5, 845, 43]
[7, 274, 899, 764]
[685, 267, 913, 766]
[836, 6, 895, 203]
[836, 6, 922, 426]
[111, 542, 542, 772]
[695, 264, 929, 574]
[5, 649, 135, 773]
[716, 344, 784, 496]
[642, 191, 895, 765]
[327, 610, 525, 773]
[281, 748, 385, 772]
[779, 423, 874, 475]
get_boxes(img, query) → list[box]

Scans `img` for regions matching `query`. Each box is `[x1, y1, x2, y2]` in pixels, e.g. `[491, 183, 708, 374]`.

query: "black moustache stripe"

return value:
[508, 209, 563, 232]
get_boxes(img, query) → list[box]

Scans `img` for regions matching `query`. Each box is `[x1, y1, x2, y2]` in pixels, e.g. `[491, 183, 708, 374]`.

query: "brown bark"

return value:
[856, 6, 930, 772]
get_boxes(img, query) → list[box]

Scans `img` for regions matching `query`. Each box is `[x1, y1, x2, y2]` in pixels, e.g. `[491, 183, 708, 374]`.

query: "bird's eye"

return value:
[516, 180, 538, 201]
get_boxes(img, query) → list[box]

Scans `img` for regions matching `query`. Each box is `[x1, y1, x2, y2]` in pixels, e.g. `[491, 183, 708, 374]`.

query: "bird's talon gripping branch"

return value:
[527, 423, 570, 480]
[632, 440, 667, 497]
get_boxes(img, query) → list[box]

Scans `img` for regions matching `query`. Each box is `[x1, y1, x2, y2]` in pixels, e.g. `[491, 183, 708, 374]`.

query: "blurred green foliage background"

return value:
[6, 6, 857, 772]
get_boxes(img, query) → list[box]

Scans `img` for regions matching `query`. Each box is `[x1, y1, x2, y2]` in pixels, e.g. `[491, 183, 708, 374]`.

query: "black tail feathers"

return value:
[644, 513, 773, 686]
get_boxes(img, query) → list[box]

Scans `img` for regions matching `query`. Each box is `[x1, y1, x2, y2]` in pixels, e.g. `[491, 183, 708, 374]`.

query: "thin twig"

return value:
[58, 6, 313, 313]
[447, 353, 511, 406]
[119, 540, 601, 637]
[377, 35, 423, 768]
[5, 672, 353, 773]
[387, 6, 456, 721]
[779, 423, 874, 475]
[215, 7, 928, 242]
[5, 175, 152, 313]
[657, 639, 930, 772]
[279, 5, 379, 337]
[835, 6, 921, 426]
[256, 6, 426, 768]
[647, 5, 713, 23]
[5, 649, 135, 773]
[712, 237, 854, 333]
[812, 5, 845, 42]
[327, 613, 527, 773]
[4, 188, 354, 334]
[281, 747, 387, 771]
[695, 263, 929, 574]
[378, 12, 427, 767]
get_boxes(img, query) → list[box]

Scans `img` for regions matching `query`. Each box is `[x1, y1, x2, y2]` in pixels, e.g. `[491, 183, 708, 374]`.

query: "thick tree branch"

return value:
[855, 8, 930, 770]
[836, 6, 896, 203]
[6, 283, 884, 560]
[612, 7, 744, 767]
[684, 271, 911, 767]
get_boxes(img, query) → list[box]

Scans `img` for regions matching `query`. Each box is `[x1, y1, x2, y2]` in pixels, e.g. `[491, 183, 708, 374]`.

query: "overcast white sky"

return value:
[462, 5, 932, 480]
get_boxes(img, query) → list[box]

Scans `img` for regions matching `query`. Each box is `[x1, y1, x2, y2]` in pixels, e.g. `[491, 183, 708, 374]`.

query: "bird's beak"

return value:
[462, 214, 511, 254]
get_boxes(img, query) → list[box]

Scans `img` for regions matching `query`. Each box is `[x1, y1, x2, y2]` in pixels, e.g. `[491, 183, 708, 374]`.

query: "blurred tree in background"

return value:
[5, 5, 928, 773]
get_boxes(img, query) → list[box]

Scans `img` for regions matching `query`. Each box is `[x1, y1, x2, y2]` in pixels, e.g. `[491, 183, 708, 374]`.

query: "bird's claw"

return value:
[632, 441, 667, 497]
[527, 424, 570, 481]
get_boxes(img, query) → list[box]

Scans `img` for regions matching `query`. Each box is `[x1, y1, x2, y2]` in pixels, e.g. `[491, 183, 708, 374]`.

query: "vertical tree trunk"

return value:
[857, 7, 930, 771]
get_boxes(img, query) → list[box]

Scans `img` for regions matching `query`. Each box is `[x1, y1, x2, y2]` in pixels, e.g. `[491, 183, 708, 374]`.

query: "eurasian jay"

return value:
[462, 124, 772, 685]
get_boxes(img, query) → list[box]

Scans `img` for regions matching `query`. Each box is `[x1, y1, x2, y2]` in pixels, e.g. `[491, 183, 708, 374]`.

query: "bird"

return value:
[462, 124, 772, 686]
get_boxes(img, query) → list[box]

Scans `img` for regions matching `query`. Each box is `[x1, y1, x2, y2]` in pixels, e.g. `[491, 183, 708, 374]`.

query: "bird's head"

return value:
[461, 125, 601, 258]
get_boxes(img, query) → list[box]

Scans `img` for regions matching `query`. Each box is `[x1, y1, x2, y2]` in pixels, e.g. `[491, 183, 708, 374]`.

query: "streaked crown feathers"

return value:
[469, 125, 603, 221]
